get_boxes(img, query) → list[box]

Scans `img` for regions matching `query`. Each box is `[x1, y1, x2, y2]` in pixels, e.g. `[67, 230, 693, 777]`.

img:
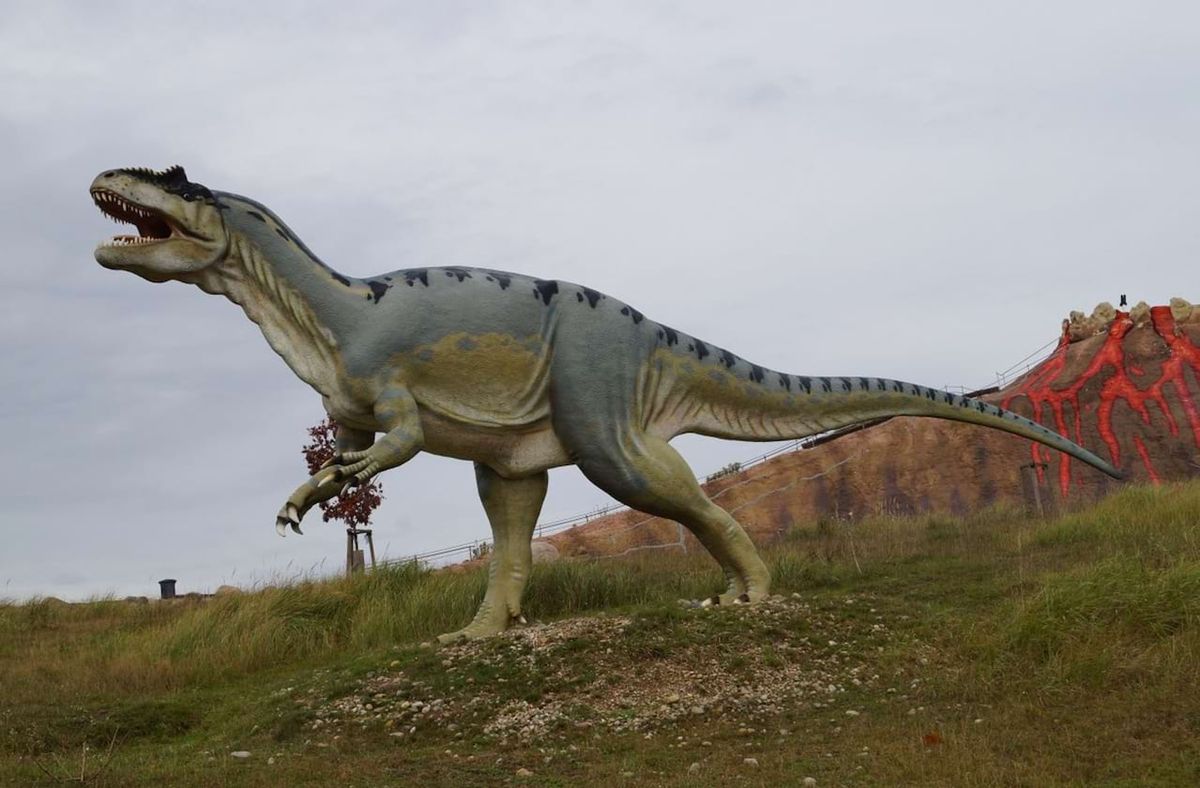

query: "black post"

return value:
[158, 578, 177, 599]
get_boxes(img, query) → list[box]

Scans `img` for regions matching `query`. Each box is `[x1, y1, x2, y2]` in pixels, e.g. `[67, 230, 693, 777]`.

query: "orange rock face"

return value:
[548, 304, 1200, 557]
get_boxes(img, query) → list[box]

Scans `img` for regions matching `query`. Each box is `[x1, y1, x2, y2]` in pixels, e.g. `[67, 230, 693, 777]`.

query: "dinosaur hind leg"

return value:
[575, 434, 771, 606]
[437, 464, 548, 643]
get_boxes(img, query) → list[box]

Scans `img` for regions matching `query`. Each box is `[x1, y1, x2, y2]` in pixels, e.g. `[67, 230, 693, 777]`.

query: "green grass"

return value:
[2, 482, 1199, 785]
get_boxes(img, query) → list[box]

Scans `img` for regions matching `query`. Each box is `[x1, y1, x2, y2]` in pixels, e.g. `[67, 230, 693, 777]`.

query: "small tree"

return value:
[301, 417, 383, 528]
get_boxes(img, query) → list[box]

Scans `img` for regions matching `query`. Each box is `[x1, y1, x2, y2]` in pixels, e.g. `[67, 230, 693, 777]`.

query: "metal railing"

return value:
[379, 438, 808, 569]
[378, 336, 1060, 569]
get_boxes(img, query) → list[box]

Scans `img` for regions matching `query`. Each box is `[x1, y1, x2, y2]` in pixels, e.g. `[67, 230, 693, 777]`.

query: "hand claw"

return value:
[291, 522, 303, 535]
[287, 503, 300, 524]
[339, 479, 355, 498]
[275, 518, 288, 537]
[319, 453, 341, 470]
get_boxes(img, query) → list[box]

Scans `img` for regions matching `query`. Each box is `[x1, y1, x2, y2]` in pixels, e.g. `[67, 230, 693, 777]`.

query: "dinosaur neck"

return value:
[194, 206, 366, 398]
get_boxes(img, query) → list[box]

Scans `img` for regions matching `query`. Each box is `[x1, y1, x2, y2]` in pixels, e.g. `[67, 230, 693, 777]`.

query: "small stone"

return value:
[621, 772, 634, 778]
[267, 756, 275, 765]
[690, 705, 704, 715]
[516, 767, 534, 778]
[743, 757, 759, 767]
[688, 762, 701, 775]
[230, 751, 251, 759]
[845, 710, 860, 717]
[803, 779, 817, 787]
[665, 693, 681, 704]
[974, 718, 984, 724]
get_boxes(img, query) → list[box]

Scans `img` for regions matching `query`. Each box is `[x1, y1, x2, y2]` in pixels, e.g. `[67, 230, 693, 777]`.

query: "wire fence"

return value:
[378, 337, 1059, 569]
[379, 438, 808, 569]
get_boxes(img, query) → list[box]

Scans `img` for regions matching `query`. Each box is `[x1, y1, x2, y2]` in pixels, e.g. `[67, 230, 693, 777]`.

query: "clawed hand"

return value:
[273, 449, 378, 536]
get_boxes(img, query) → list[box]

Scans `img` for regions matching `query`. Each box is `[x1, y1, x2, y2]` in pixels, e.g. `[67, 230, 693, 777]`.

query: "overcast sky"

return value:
[2, 2, 1197, 600]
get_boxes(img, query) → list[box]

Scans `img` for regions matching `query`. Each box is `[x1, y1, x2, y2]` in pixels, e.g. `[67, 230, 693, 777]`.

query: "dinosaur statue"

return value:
[90, 166, 1124, 641]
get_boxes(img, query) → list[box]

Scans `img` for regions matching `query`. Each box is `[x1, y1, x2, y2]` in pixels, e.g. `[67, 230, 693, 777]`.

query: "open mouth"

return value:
[91, 189, 175, 247]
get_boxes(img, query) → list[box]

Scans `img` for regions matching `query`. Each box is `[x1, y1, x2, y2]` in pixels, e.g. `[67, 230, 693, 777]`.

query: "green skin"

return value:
[90, 166, 1124, 642]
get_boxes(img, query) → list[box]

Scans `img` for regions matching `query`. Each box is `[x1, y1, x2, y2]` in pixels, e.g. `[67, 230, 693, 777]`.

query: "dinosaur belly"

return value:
[418, 410, 571, 477]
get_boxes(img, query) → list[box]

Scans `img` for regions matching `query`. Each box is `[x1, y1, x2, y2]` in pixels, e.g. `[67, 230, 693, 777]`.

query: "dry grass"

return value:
[1, 481, 1198, 785]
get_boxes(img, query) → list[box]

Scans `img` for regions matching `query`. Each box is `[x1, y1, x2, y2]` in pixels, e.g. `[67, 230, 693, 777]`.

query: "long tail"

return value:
[676, 370, 1124, 479]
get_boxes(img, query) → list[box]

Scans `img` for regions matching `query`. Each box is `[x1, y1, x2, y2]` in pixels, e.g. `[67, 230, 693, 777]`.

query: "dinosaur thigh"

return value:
[550, 377, 770, 601]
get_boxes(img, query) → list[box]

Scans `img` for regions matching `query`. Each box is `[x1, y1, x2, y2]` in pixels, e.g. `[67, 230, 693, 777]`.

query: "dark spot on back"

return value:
[404, 269, 429, 287]
[581, 288, 602, 308]
[819, 377, 832, 393]
[694, 341, 710, 360]
[445, 268, 472, 282]
[367, 280, 391, 303]
[778, 373, 791, 391]
[619, 306, 644, 323]
[533, 279, 559, 305]
[750, 365, 764, 383]
[487, 272, 512, 290]
[719, 350, 736, 369]
[662, 326, 679, 346]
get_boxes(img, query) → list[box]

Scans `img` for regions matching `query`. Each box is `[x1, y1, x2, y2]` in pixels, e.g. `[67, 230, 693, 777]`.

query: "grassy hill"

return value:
[2, 483, 1198, 786]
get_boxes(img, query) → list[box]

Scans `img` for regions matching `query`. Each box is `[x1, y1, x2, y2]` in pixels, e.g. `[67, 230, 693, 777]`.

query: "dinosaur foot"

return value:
[436, 613, 527, 644]
[681, 589, 768, 609]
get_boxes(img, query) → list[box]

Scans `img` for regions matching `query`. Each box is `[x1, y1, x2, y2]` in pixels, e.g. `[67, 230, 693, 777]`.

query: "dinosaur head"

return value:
[90, 166, 228, 282]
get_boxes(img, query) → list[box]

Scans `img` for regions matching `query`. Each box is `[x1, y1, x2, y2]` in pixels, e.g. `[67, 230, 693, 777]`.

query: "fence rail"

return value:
[378, 338, 1057, 569]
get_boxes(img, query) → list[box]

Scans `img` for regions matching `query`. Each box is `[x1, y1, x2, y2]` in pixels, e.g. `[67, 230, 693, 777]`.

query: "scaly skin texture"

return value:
[90, 166, 1125, 641]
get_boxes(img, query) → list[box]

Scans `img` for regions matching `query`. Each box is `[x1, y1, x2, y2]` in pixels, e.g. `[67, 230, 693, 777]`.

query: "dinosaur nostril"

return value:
[103, 171, 116, 178]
